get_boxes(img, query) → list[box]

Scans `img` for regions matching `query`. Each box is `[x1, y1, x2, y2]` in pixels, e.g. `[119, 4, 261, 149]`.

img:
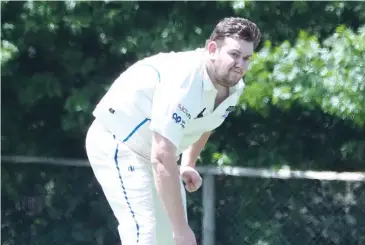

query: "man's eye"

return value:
[231, 53, 239, 58]
[243, 56, 252, 61]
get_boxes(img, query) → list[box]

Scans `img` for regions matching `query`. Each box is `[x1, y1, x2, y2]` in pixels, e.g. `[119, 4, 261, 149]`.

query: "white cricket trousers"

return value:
[85, 119, 187, 245]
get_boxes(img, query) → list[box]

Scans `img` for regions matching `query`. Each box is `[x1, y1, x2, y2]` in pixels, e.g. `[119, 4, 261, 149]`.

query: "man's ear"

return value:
[206, 40, 218, 60]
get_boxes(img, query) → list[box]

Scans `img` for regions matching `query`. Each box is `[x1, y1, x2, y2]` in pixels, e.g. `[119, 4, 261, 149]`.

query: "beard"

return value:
[214, 69, 242, 88]
[205, 61, 243, 88]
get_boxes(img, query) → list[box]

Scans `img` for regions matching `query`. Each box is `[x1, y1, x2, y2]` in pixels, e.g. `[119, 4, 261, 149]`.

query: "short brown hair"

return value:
[209, 17, 261, 48]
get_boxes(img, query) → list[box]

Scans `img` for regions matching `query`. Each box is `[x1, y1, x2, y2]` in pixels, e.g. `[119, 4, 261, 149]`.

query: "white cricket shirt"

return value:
[92, 48, 245, 159]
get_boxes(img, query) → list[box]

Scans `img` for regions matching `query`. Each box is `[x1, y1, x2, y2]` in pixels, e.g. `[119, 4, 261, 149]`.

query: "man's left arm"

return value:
[179, 131, 212, 192]
[181, 131, 212, 168]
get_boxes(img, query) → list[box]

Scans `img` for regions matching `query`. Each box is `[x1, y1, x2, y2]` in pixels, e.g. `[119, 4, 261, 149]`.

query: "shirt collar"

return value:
[202, 64, 216, 91]
[230, 78, 245, 95]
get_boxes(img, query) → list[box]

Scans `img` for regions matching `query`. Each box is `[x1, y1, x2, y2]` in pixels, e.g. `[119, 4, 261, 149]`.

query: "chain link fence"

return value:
[2, 156, 365, 245]
[212, 176, 365, 245]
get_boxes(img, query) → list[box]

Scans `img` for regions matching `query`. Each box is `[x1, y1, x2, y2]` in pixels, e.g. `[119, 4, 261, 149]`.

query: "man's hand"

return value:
[180, 166, 202, 192]
[180, 131, 211, 192]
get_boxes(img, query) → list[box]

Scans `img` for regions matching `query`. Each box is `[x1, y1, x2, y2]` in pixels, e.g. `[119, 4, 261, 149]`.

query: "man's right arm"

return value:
[148, 67, 199, 234]
[150, 132, 188, 230]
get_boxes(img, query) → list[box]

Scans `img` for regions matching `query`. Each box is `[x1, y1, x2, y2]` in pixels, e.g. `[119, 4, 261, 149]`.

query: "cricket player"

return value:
[85, 17, 261, 245]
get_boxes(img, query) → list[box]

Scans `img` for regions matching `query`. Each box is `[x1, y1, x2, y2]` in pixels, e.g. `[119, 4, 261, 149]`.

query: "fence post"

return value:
[202, 173, 215, 245]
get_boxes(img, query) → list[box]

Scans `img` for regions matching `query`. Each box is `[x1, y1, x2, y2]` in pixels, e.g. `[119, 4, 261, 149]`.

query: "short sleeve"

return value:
[149, 74, 201, 148]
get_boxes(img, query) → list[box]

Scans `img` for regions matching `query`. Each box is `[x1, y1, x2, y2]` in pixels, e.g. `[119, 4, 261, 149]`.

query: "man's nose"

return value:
[236, 59, 248, 71]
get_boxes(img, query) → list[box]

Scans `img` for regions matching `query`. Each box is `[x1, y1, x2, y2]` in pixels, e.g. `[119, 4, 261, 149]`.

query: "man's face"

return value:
[208, 37, 254, 87]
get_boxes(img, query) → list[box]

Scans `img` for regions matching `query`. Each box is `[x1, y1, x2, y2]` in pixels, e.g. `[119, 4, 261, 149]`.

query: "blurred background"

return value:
[1, 1, 365, 245]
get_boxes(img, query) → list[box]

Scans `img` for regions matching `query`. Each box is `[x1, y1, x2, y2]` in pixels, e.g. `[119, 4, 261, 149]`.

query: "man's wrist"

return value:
[180, 165, 198, 174]
[181, 159, 196, 168]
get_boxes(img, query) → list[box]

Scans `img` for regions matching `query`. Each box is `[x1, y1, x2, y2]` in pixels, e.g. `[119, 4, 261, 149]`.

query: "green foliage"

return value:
[243, 26, 365, 126]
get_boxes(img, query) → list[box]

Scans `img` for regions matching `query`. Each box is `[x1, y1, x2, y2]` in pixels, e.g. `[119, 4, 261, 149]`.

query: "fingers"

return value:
[184, 178, 202, 192]
[185, 183, 195, 192]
